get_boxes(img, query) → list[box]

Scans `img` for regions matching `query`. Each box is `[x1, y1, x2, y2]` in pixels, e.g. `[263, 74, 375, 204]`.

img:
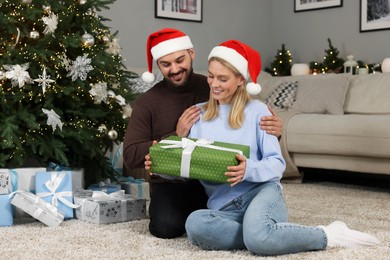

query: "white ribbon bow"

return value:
[37, 172, 79, 209]
[159, 138, 243, 178]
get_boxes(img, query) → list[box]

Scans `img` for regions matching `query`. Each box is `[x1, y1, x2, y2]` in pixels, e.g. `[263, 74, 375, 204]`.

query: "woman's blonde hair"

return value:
[203, 57, 251, 129]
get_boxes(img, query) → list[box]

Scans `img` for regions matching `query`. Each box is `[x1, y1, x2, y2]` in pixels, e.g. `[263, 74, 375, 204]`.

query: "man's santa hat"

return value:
[208, 40, 262, 95]
[141, 28, 193, 83]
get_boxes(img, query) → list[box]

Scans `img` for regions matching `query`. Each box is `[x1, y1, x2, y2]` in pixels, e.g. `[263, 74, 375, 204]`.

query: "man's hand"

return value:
[145, 140, 157, 176]
[176, 105, 201, 137]
[260, 106, 282, 138]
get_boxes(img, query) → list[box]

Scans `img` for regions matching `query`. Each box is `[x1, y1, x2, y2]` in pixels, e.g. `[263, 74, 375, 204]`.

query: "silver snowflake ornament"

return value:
[34, 67, 55, 94]
[67, 54, 94, 81]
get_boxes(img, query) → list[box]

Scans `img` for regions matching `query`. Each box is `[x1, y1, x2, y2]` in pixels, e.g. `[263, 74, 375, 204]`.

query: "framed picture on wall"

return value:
[155, 0, 202, 22]
[360, 0, 390, 32]
[294, 0, 343, 12]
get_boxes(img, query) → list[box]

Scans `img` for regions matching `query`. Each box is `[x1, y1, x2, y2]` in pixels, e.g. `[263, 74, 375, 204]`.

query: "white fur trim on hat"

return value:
[208, 46, 249, 80]
[141, 71, 156, 83]
[151, 36, 193, 61]
[246, 82, 262, 95]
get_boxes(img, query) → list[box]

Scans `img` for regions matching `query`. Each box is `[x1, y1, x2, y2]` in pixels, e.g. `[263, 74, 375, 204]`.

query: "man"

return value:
[123, 28, 282, 239]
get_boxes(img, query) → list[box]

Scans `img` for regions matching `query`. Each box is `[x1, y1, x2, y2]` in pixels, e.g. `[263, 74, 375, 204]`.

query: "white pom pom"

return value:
[246, 82, 262, 95]
[141, 71, 156, 83]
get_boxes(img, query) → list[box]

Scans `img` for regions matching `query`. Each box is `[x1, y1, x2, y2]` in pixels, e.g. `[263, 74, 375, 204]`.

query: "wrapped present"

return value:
[0, 194, 13, 226]
[47, 163, 85, 191]
[88, 179, 121, 194]
[149, 136, 250, 183]
[0, 170, 18, 195]
[10, 191, 64, 227]
[120, 177, 150, 216]
[35, 171, 77, 219]
[0, 167, 46, 218]
[74, 190, 146, 224]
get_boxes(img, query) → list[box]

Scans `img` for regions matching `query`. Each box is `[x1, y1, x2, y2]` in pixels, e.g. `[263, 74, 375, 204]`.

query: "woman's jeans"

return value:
[185, 181, 327, 256]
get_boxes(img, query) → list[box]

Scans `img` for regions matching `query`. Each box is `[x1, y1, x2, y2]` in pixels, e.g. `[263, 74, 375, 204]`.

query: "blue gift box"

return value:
[88, 179, 121, 194]
[35, 171, 76, 219]
[0, 194, 13, 226]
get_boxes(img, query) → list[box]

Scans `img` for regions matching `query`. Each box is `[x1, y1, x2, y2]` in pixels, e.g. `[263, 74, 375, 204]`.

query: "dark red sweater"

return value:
[123, 72, 209, 169]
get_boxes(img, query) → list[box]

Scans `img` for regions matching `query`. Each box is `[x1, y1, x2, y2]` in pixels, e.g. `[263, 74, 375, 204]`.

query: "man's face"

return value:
[157, 49, 195, 87]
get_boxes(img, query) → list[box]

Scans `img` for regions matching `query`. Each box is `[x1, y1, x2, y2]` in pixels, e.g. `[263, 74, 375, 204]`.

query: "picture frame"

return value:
[155, 0, 202, 22]
[294, 0, 343, 12]
[360, 0, 390, 32]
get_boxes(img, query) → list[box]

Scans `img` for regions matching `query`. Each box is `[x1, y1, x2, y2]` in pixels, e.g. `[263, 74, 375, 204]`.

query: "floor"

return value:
[301, 167, 390, 190]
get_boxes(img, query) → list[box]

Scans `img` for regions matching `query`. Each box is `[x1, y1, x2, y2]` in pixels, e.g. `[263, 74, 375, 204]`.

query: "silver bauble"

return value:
[22, 0, 33, 4]
[79, 0, 87, 5]
[81, 33, 95, 47]
[108, 129, 118, 140]
[30, 30, 40, 39]
[101, 35, 110, 44]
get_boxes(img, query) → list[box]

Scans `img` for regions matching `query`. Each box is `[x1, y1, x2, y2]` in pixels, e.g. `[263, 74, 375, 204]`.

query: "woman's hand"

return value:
[225, 154, 246, 187]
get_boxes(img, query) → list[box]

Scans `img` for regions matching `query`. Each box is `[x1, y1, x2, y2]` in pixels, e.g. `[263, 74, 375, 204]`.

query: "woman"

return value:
[146, 40, 380, 256]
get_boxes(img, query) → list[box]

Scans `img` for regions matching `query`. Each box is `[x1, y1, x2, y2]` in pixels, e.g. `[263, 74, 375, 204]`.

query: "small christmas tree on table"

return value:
[0, 0, 137, 185]
[265, 44, 292, 76]
[322, 38, 344, 73]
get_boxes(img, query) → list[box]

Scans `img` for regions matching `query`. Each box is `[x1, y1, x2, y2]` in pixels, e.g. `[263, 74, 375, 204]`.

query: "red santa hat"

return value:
[141, 28, 193, 83]
[208, 40, 262, 95]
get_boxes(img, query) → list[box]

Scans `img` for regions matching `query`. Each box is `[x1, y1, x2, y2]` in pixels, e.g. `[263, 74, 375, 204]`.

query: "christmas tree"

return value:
[322, 38, 344, 73]
[265, 44, 292, 76]
[0, 0, 136, 185]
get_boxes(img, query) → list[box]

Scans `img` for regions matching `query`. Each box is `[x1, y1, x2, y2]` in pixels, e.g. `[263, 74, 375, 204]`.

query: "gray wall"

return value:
[101, 0, 390, 73]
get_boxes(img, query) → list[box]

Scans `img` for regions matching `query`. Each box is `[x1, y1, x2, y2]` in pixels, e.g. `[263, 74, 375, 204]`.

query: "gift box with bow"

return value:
[35, 171, 78, 219]
[74, 190, 146, 224]
[10, 191, 64, 227]
[149, 135, 250, 183]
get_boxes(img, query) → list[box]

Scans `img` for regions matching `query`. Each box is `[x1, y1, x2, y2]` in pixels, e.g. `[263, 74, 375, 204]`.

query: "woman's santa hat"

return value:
[141, 28, 193, 83]
[208, 40, 262, 95]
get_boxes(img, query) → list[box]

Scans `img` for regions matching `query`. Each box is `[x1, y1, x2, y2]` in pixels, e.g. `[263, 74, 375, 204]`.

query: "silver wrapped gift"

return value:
[74, 190, 146, 224]
[10, 191, 64, 227]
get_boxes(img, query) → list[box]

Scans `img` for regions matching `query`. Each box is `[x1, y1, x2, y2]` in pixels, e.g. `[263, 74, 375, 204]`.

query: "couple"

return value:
[124, 28, 380, 256]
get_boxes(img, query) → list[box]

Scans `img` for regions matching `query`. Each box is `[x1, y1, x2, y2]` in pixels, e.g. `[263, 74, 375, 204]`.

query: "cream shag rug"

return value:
[1, 182, 389, 260]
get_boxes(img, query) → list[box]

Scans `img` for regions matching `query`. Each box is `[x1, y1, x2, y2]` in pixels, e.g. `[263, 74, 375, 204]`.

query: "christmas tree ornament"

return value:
[3, 63, 31, 88]
[79, 0, 88, 5]
[86, 7, 98, 17]
[98, 124, 108, 134]
[29, 30, 40, 39]
[106, 38, 121, 55]
[22, 0, 33, 4]
[108, 129, 118, 140]
[33, 67, 55, 94]
[81, 33, 95, 48]
[67, 54, 94, 81]
[89, 82, 108, 104]
[42, 108, 63, 132]
[122, 104, 133, 119]
[42, 5, 51, 14]
[42, 12, 58, 35]
[101, 35, 110, 44]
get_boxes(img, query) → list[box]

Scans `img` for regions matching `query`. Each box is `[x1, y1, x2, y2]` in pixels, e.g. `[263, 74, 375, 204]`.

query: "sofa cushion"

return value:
[292, 74, 350, 115]
[286, 113, 390, 158]
[344, 73, 390, 114]
[265, 81, 298, 110]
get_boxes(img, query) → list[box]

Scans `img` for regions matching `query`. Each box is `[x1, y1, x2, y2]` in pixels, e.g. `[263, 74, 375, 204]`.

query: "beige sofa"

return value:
[255, 72, 390, 179]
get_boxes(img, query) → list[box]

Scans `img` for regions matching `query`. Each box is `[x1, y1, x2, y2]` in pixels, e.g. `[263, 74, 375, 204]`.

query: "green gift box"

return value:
[149, 135, 250, 183]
